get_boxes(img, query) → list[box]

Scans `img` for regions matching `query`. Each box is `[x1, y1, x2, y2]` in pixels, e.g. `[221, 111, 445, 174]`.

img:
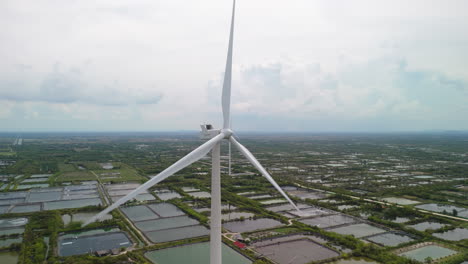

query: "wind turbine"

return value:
[84, 1, 300, 263]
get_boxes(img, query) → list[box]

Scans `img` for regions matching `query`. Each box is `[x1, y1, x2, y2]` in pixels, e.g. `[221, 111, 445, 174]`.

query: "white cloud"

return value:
[0, 0, 467, 131]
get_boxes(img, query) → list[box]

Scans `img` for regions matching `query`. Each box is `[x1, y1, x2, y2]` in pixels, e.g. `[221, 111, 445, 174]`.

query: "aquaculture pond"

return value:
[188, 191, 211, 198]
[155, 191, 181, 201]
[0, 184, 103, 214]
[43, 198, 101, 210]
[408, 222, 446, 231]
[254, 237, 339, 264]
[58, 230, 131, 256]
[289, 207, 329, 218]
[122, 203, 209, 243]
[260, 199, 287, 205]
[433, 228, 468, 241]
[134, 216, 199, 232]
[0, 237, 22, 247]
[329, 223, 386, 238]
[299, 214, 357, 228]
[265, 203, 311, 213]
[330, 258, 379, 264]
[415, 204, 468, 215]
[287, 190, 327, 200]
[223, 218, 283, 233]
[398, 245, 457, 262]
[145, 225, 209, 243]
[382, 197, 419, 205]
[10, 204, 41, 213]
[0, 251, 19, 264]
[144, 242, 251, 264]
[366, 232, 414, 246]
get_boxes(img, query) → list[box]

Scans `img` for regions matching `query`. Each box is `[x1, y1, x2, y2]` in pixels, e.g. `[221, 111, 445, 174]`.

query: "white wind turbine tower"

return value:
[84, 1, 300, 263]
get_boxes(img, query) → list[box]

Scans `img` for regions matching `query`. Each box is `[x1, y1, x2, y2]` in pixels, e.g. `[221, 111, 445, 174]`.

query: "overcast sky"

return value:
[1, 0, 467, 132]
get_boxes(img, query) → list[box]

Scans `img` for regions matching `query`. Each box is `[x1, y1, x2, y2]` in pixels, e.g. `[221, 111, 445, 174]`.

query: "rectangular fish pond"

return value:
[121, 202, 209, 243]
[58, 229, 131, 256]
[397, 244, 457, 262]
[328, 223, 386, 238]
[365, 232, 414, 247]
[144, 242, 251, 264]
[223, 218, 283, 233]
[253, 237, 339, 264]
[433, 228, 468, 241]
[299, 214, 357, 228]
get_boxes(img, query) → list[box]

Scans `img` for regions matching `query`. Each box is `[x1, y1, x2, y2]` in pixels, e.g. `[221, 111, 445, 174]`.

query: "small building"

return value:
[233, 241, 246, 249]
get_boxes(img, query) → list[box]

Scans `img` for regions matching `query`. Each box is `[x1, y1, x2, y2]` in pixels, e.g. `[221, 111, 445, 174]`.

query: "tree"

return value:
[453, 209, 458, 216]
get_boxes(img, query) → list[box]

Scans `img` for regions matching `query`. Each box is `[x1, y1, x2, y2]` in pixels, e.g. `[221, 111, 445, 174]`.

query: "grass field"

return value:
[94, 163, 145, 182]
[55, 171, 97, 182]
[0, 151, 16, 156]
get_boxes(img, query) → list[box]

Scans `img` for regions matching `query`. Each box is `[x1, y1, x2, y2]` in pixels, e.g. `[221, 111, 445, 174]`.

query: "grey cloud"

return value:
[0, 65, 163, 106]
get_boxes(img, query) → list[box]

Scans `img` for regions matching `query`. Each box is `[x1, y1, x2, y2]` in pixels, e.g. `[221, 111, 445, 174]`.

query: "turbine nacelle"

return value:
[200, 124, 221, 140]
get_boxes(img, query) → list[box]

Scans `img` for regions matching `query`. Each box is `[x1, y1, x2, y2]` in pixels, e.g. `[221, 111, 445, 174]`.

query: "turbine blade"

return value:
[222, 0, 236, 129]
[230, 137, 300, 212]
[84, 133, 225, 226]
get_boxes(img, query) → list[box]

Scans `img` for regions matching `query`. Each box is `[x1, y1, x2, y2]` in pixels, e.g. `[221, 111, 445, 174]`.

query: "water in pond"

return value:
[122, 205, 159, 222]
[338, 205, 358, 210]
[188, 191, 211, 198]
[148, 203, 185, 218]
[265, 203, 311, 212]
[0, 206, 9, 214]
[135, 215, 198, 232]
[288, 190, 327, 200]
[0, 218, 28, 228]
[330, 258, 379, 264]
[300, 214, 356, 228]
[0, 198, 25, 205]
[21, 178, 48, 183]
[289, 207, 329, 217]
[58, 232, 131, 256]
[28, 191, 62, 202]
[408, 222, 446, 231]
[329, 223, 386, 238]
[0, 228, 24, 236]
[223, 218, 283, 233]
[10, 204, 41, 213]
[145, 225, 209, 243]
[31, 174, 52, 178]
[398, 245, 457, 261]
[260, 199, 286, 205]
[390, 217, 411, 223]
[0, 251, 19, 264]
[44, 198, 101, 210]
[155, 191, 181, 201]
[249, 194, 274, 200]
[366, 232, 414, 246]
[144, 242, 251, 264]
[255, 238, 339, 264]
[433, 228, 468, 241]
[17, 184, 49, 189]
[415, 203, 467, 214]
[0, 237, 22, 247]
[182, 187, 199, 192]
[382, 197, 419, 205]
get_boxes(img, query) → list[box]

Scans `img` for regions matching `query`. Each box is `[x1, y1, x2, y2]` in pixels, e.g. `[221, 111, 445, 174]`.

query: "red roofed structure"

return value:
[233, 241, 246, 249]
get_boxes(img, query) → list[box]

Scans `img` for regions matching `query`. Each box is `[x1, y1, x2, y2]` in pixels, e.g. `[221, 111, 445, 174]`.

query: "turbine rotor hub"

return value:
[221, 128, 233, 139]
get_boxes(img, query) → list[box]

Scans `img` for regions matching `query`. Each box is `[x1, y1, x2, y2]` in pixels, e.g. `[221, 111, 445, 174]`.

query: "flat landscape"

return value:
[0, 132, 467, 264]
